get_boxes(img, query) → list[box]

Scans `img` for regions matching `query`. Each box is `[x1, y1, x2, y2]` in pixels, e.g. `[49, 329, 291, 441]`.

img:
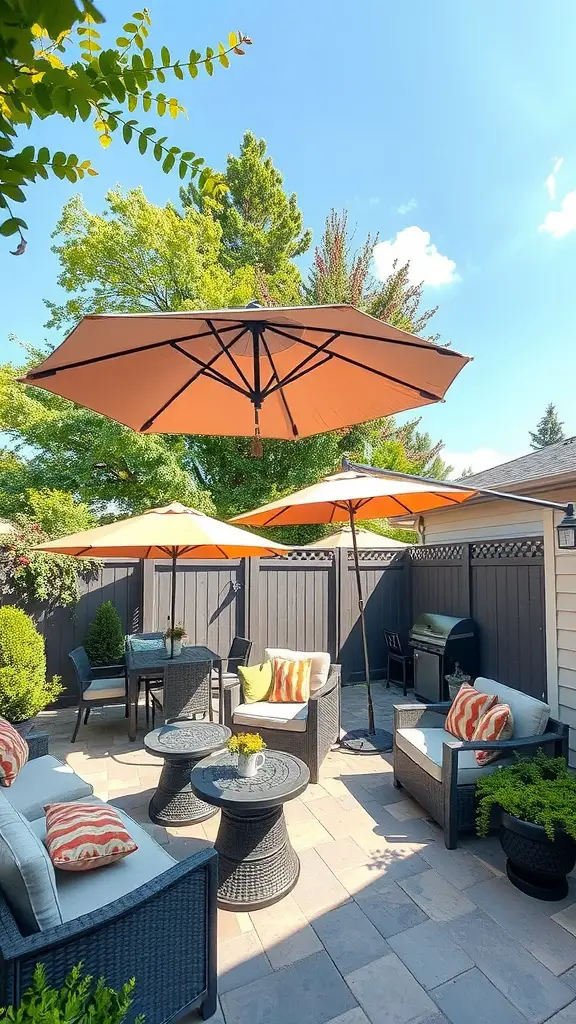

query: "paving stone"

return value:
[345, 951, 437, 1024]
[292, 848, 350, 919]
[467, 877, 576, 974]
[249, 895, 323, 969]
[431, 967, 528, 1024]
[325, 1011, 371, 1024]
[444, 910, 574, 1023]
[398, 869, 476, 922]
[543, 1001, 576, 1022]
[220, 950, 357, 1024]
[383, 797, 426, 821]
[181, 999, 225, 1023]
[217, 931, 272, 995]
[312, 901, 389, 974]
[388, 919, 473, 989]
[418, 843, 494, 889]
[354, 879, 428, 938]
[288, 818, 334, 851]
[315, 838, 369, 875]
[561, 967, 576, 993]
[459, 836, 506, 877]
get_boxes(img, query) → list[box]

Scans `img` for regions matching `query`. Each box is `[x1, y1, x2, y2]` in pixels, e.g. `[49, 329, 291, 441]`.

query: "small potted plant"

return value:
[476, 751, 576, 901]
[164, 623, 186, 657]
[445, 662, 472, 700]
[228, 732, 266, 778]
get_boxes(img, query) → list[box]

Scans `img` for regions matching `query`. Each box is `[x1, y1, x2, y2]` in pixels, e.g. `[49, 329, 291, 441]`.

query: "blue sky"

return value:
[2, 0, 576, 474]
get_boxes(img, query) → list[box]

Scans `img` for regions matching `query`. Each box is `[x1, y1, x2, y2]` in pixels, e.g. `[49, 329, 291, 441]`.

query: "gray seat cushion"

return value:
[0, 790, 62, 933]
[395, 727, 514, 785]
[5, 756, 93, 821]
[474, 677, 549, 737]
[30, 797, 176, 922]
[233, 701, 308, 733]
[84, 677, 126, 701]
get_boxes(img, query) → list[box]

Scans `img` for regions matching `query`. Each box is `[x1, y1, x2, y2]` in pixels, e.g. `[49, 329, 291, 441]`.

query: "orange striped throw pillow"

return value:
[44, 802, 138, 872]
[269, 657, 312, 703]
[0, 717, 28, 787]
[472, 703, 514, 765]
[445, 683, 498, 741]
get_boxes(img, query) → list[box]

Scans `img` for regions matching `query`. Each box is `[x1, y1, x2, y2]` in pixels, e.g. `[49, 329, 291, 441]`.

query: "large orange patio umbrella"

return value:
[20, 304, 470, 453]
[232, 466, 477, 752]
[35, 502, 289, 656]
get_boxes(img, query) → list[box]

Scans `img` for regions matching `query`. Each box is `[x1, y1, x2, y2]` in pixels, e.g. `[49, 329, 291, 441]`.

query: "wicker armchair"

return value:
[393, 679, 569, 850]
[223, 663, 341, 784]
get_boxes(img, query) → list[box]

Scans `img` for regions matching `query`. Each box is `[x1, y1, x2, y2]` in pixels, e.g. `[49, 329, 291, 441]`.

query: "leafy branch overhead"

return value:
[0, 2, 252, 251]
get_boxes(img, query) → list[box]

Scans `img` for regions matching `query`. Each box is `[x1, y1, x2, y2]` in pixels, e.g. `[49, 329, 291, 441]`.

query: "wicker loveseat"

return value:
[223, 651, 341, 784]
[0, 736, 217, 1022]
[393, 678, 569, 849]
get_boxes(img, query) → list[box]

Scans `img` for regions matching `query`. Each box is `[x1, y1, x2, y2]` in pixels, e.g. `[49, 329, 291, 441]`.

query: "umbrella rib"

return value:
[140, 329, 250, 431]
[24, 325, 242, 380]
[280, 321, 463, 354]
[269, 327, 445, 402]
[260, 331, 340, 396]
[264, 354, 334, 397]
[170, 344, 251, 393]
[259, 334, 299, 437]
[205, 320, 253, 393]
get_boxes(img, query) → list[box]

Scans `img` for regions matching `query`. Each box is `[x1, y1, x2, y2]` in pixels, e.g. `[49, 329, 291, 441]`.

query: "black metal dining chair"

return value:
[126, 632, 166, 728]
[212, 636, 252, 690]
[384, 630, 413, 696]
[151, 660, 213, 727]
[69, 646, 129, 742]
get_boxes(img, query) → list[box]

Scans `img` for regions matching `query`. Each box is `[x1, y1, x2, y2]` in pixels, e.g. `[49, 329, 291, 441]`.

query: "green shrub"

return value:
[0, 606, 62, 722]
[0, 963, 143, 1024]
[84, 601, 125, 665]
[476, 751, 576, 841]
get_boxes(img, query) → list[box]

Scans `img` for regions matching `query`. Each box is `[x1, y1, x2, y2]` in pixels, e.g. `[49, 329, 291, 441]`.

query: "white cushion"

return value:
[395, 727, 515, 785]
[0, 790, 62, 933]
[84, 677, 126, 701]
[233, 701, 308, 733]
[264, 648, 330, 693]
[474, 677, 549, 737]
[5, 756, 93, 821]
[30, 797, 176, 923]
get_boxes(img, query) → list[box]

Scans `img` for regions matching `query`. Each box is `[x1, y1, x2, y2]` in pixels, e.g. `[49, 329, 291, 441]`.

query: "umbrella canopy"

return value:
[21, 305, 470, 447]
[230, 470, 477, 528]
[36, 502, 289, 559]
[303, 526, 409, 549]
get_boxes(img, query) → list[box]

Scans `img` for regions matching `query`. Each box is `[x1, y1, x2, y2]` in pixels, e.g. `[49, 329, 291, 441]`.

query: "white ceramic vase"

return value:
[237, 751, 265, 778]
[166, 638, 183, 657]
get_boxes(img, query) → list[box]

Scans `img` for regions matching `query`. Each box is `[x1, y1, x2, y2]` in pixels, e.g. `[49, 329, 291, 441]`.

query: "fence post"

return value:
[336, 546, 349, 677]
[461, 543, 472, 617]
[142, 559, 156, 631]
[245, 556, 261, 663]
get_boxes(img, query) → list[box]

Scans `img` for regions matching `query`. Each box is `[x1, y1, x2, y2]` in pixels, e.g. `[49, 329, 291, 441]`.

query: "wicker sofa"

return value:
[393, 678, 569, 849]
[223, 652, 341, 784]
[0, 734, 217, 1022]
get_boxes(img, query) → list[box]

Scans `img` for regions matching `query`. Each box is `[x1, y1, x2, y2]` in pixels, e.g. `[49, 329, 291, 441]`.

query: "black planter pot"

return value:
[11, 717, 38, 738]
[499, 811, 576, 901]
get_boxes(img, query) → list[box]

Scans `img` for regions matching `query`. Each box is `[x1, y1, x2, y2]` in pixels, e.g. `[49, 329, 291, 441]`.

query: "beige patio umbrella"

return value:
[20, 304, 470, 453]
[35, 502, 289, 656]
[232, 467, 476, 751]
[303, 526, 409, 549]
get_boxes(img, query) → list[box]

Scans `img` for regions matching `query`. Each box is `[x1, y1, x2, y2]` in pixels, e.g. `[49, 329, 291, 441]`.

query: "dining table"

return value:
[125, 643, 223, 740]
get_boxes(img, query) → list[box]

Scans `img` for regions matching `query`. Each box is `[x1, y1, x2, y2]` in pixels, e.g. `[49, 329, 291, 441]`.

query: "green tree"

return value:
[0, 605, 62, 722]
[529, 403, 565, 450]
[181, 130, 311, 279]
[84, 600, 125, 664]
[0, 1, 250, 250]
[45, 186, 296, 332]
[370, 417, 452, 479]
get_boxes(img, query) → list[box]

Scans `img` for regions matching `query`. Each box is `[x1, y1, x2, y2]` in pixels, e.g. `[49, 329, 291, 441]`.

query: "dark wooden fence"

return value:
[20, 536, 546, 704]
[409, 538, 546, 700]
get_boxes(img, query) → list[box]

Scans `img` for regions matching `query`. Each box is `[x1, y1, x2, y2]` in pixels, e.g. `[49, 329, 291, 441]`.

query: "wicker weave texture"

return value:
[162, 660, 212, 719]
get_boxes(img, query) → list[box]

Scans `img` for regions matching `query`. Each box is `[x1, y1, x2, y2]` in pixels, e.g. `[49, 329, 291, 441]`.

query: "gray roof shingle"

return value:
[456, 436, 576, 489]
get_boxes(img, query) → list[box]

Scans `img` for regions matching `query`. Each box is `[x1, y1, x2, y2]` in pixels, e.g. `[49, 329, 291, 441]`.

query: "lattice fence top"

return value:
[470, 538, 544, 560]
[270, 549, 334, 563]
[346, 549, 406, 564]
[410, 544, 464, 562]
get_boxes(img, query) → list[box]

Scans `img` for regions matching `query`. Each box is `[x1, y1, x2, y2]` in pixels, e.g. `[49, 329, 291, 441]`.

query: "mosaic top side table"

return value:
[190, 749, 309, 911]
[144, 720, 231, 826]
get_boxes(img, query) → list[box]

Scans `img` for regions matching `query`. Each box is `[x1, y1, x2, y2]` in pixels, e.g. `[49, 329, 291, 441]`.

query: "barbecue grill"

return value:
[409, 612, 478, 702]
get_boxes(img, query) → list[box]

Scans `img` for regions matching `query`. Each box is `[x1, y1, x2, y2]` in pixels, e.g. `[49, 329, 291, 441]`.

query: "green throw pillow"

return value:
[238, 661, 273, 703]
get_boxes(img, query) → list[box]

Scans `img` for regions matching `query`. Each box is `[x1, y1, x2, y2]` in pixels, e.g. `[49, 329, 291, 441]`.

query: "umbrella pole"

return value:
[170, 550, 177, 658]
[340, 503, 393, 754]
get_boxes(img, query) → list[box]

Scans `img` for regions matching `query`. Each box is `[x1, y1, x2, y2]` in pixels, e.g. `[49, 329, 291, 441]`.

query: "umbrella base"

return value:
[340, 728, 393, 754]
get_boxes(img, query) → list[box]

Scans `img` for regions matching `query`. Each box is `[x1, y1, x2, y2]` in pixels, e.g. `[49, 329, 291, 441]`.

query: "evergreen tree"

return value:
[529, 403, 565, 449]
[84, 601, 125, 665]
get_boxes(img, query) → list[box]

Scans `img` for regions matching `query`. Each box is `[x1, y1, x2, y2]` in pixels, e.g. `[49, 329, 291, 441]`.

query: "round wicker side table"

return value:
[144, 721, 231, 826]
[190, 749, 309, 911]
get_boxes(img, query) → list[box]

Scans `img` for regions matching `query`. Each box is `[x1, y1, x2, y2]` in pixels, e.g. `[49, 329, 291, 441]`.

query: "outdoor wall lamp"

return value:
[557, 503, 576, 550]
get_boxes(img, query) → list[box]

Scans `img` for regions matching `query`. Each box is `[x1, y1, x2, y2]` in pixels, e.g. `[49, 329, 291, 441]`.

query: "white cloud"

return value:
[545, 156, 564, 200]
[539, 189, 576, 238]
[443, 447, 514, 479]
[373, 226, 458, 287]
[397, 198, 417, 215]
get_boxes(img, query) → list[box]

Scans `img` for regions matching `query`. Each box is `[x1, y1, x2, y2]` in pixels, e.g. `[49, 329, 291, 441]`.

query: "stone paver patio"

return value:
[38, 683, 576, 1024]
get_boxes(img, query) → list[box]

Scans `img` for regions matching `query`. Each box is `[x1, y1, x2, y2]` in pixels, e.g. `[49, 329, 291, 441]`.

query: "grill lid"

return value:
[409, 612, 475, 644]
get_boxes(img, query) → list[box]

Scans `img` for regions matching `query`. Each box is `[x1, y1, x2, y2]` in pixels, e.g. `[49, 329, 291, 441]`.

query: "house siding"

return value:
[421, 485, 574, 545]
[555, 547, 576, 763]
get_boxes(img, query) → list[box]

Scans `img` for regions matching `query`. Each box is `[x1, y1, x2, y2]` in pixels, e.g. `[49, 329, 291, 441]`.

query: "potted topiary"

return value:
[228, 732, 266, 777]
[476, 751, 576, 901]
[164, 623, 186, 657]
[84, 600, 125, 665]
[0, 962, 142, 1024]
[445, 662, 472, 700]
[0, 605, 62, 734]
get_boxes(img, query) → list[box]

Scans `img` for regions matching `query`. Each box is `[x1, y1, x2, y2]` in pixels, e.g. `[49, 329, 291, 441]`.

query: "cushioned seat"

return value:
[233, 701, 308, 733]
[83, 677, 127, 701]
[30, 798, 176, 923]
[395, 727, 515, 784]
[0, 791, 62, 933]
[5, 756, 93, 821]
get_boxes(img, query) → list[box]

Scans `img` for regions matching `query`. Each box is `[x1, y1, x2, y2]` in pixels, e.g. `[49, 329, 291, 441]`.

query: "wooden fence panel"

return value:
[338, 549, 409, 682]
[149, 560, 245, 659]
[410, 545, 470, 619]
[250, 551, 335, 664]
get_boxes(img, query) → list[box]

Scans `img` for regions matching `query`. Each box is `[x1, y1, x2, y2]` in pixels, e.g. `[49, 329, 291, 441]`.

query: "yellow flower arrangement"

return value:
[227, 733, 266, 756]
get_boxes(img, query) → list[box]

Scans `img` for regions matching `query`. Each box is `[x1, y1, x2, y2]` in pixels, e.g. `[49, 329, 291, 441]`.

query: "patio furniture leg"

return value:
[386, 653, 390, 688]
[128, 668, 138, 741]
[72, 707, 82, 743]
[83, 708, 90, 725]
